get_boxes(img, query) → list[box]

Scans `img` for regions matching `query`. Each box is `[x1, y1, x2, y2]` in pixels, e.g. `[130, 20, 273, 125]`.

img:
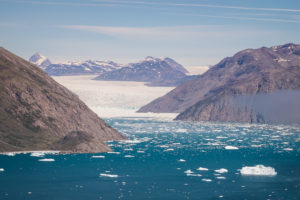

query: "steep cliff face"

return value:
[139, 43, 300, 123]
[0, 47, 126, 153]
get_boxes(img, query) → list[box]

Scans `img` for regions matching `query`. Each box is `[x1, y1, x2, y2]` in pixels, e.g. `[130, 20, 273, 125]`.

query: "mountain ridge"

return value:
[138, 43, 300, 124]
[1, 47, 126, 153]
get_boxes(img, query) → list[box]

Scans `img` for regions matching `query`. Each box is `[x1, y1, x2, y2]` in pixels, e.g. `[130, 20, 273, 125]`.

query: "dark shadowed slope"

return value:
[0, 47, 126, 153]
[139, 43, 300, 123]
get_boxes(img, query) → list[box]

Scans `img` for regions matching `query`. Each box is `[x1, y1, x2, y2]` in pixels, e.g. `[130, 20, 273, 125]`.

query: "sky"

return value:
[0, 0, 300, 67]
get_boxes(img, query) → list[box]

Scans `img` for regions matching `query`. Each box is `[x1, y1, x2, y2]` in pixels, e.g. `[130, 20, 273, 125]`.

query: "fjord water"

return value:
[1, 118, 299, 200]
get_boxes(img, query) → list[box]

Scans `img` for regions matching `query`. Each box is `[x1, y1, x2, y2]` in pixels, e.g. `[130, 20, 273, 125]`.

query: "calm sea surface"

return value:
[0, 118, 299, 200]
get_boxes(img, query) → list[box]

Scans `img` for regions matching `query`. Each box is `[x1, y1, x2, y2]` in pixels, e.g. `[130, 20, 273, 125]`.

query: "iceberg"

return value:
[100, 173, 118, 178]
[91, 155, 105, 158]
[201, 178, 212, 182]
[38, 158, 55, 162]
[184, 170, 193, 174]
[225, 146, 239, 150]
[187, 173, 202, 177]
[178, 159, 186, 162]
[0, 168, 4, 172]
[197, 167, 209, 171]
[240, 165, 277, 176]
[214, 168, 228, 173]
[124, 155, 135, 158]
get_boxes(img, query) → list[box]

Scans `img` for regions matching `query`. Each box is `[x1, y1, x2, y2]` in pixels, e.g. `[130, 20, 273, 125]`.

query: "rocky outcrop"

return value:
[0, 47, 126, 153]
[139, 43, 300, 124]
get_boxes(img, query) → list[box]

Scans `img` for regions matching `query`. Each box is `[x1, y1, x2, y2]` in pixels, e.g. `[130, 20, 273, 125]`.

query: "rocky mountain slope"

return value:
[94, 56, 190, 86]
[139, 43, 300, 124]
[0, 47, 125, 153]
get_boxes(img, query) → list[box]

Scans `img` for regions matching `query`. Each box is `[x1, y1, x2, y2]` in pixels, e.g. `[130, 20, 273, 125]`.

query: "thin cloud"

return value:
[2, 0, 300, 13]
[92, 0, 300, 13]
[59, 25, 270, 40]
[165, 13, 300, 23]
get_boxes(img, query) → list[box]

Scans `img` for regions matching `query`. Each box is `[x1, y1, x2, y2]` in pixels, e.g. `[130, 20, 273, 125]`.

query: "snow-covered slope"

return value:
[45, 60, 123, 76]
[95, 56, 191, 86]
[29, 53, 52, 69]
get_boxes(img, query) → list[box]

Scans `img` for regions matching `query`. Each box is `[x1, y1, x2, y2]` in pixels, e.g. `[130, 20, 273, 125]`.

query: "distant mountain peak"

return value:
[29, 52, 52, 68]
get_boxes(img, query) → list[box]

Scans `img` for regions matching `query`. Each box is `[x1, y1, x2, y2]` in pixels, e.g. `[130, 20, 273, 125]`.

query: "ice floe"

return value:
[202, 178, 212, 182]
[187, 173, 202, 177]
[225, 146, 239, 150]
[38, 158, 55, 162]
[92, 155, 105, 158]
[0, 168, 4, 172]
[197, 167, 209, 171]
[240, 165, 277, 176]
[1, 151, 59, 157]
[124, 155, 135, 158]
[178, 159, 186, 162]
[100, 173, 118, 178]
[163, 148, 174, 152]
[214, 168, 228, 173]
[107, 152, 120, 154]
[184, 170, 193, 174]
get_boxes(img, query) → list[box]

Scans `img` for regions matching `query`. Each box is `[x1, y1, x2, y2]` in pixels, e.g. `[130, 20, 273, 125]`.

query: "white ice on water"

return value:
[225, 146, 239, 150]
[240, 165, 277, 176]
[0, 168, 4, 172]
[53, 76, 177, 119]
[38, 158, 55, 162]
[214, 168, 228, 173]
[91, 155, 105, 158]
[197, 167, 209, 171]
[100, 173, 118, 178]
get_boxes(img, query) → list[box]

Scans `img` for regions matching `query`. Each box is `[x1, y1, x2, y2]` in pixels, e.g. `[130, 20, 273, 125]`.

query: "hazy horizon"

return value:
[1, 0, 300, 67]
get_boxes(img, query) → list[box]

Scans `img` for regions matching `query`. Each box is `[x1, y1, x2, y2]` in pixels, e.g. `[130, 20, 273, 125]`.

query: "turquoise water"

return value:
[0, 118, 300, 200]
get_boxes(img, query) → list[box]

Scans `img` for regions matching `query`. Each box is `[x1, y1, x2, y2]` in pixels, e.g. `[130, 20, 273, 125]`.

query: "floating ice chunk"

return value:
[216, 176, 226, 179]
[202, 178, 212, 182]
[124, 155, 135, 158]
[0, 168, 4, 172]
[100, 173, 118, 178]
[163, 148, 174, 152]
[197, 167, 209, 171]
[159, 145, 169, 148]
[240, 165, 277, 176]
[38, 158, 55, 162]
[184, 170, 193, 174]
[121, 139, 142, 144]
[283, 148, 293, 151]
[187, 173, 202, 177]
[137, 150, 145, 153]
[176, 128, 187, 133]
[92, 155, 105, 158]
[214, 168, 228, 173]
[225, 146, 239, 150]
[107, 152, 120, 154]
[178, 159, 186, 162]
[30, 152, 45, 157]
[2, 152, 16, 156]
[251, 144, 262, 148]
